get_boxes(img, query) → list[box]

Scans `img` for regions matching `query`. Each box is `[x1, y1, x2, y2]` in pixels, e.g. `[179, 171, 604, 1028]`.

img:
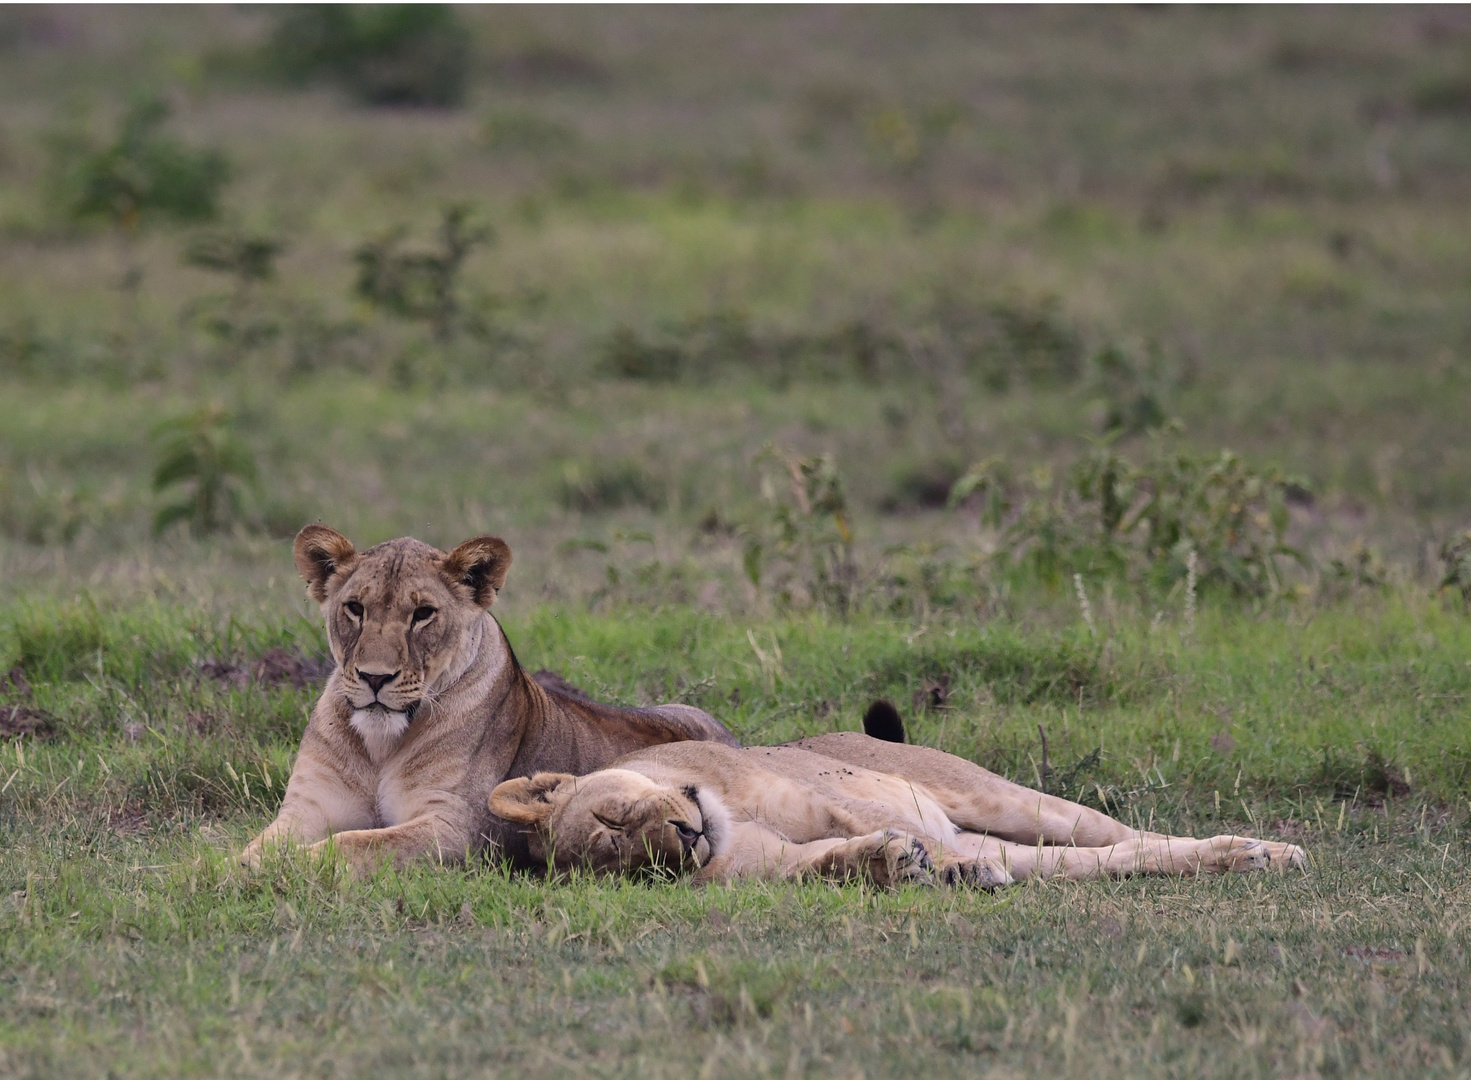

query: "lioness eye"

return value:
[592, 811, 623, 832]
[412, 606, 437, 624]
[344, 601, 364, 618]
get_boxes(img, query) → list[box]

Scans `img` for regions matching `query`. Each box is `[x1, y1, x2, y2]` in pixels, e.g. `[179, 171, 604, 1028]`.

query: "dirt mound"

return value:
[200, 648, 333, 690]
[1, 665, 57, 739]
[0, 704, 56, 740]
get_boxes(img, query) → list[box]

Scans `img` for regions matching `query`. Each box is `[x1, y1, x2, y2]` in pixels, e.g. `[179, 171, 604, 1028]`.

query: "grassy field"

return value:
[4, 7, 1471, 1078]
[4, 596, 1471, 1078]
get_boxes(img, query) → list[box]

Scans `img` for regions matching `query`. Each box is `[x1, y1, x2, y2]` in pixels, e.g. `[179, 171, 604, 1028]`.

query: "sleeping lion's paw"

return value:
[939, 857, 1013, 891]
[1204, 836, 1307, 874]
[862, 831, 935, 888]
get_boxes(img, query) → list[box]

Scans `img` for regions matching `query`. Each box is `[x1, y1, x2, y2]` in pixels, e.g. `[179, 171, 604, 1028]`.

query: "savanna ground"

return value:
[4, 6, 1471, 1078]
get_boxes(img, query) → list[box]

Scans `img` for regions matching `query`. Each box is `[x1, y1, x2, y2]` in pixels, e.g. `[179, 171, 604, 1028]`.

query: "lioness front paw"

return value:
[304, 837, 388, 877]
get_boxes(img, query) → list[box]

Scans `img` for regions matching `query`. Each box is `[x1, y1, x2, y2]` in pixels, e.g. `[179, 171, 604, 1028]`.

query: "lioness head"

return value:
[489, 770, 709, 873]
[294, 525, 511, 726]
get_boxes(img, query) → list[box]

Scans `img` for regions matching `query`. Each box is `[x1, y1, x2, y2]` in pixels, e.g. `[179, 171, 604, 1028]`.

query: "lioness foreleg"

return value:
[791, 735, 1154, 847]
[306, 811, 477, 874]
[241, 752, 374, 868]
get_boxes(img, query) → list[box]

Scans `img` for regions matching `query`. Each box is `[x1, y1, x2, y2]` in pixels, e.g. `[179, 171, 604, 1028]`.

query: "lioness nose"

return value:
[360, 670, 398, 695]
[672, 821, 700, 855]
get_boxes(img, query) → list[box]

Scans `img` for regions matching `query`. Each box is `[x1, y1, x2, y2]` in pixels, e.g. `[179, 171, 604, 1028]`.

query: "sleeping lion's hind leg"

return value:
[973, 833, 1306, 881]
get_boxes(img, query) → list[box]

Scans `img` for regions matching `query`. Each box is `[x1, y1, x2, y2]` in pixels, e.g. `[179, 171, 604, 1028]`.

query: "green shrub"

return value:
[598, 324, 684, 382]
[882, 455, 968, 511]
[151, 403, 259, 535]
[558, 460, 666, 513]
[184, 230, 282, 284]
[952, 434, 1305, 595]
[926, 292, 1085, 391]
[182, 230, 285, 362]
[1440, 531, 1471, 603]
[50, 93, 228, 230]
[745, 447, 858, 616]
[1412, 74, 1471, 117]
[354, 205, 491, 342]
[0, 467, 97, 546]
[266, 5, 471, 108]
[1091, 343, 1172, 435]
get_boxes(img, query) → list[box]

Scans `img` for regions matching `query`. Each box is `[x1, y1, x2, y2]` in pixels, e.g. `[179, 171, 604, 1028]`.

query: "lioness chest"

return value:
[357, 724, 475, 829]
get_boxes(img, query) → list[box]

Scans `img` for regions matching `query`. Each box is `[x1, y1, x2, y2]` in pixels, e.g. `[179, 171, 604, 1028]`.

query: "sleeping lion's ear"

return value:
[443, 535, 512, 608]
[294, 525, 358, 604]
[489, 773, 573, 825]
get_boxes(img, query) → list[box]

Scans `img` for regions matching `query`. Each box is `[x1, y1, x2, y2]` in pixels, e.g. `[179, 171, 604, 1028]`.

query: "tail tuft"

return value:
[862, 700, 906, 743]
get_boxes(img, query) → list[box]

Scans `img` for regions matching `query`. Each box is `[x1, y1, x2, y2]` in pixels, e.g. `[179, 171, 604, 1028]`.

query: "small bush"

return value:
[983, 295, 1085, 387]
[882, 455, 967, 512]
[1440, 530, 1471, 603]
[926, 292, 1085, 391]
[50, 93, 229, 230]
[599, 324, 684, 382]
[354, 205, 492, 342]
[265, 5, 471, 107]
[1091, 343, 1172, 435]
[184, 230, 282, 284]
[1323, 543, 1387, 598]
[151, 403, 259, 535]
[0, 467, 100, 546]
[952, 434, 1305, 595]
[182, 230, 285, 362]
[745, 447, 858, 615]
[1412, 74, 1471, 117]
[558, 460, 666, 513]
[590, 301, 1083, 391]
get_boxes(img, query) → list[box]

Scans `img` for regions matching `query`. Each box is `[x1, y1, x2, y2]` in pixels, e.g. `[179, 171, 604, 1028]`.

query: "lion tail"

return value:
[861, 700, 906, 743]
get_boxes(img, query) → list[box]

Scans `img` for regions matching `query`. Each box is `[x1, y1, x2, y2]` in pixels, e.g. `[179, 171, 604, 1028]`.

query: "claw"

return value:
[909, 839, 934, 874]
[939, 858, 1012, 891]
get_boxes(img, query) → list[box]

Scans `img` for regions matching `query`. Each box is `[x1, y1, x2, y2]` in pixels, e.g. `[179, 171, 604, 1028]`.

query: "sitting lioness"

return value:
[490, 730, 1306, 887]
[242, 525, 738, 872]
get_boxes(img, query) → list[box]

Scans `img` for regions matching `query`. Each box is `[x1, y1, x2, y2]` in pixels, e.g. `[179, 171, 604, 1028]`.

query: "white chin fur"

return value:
[350, 707, 410, 764]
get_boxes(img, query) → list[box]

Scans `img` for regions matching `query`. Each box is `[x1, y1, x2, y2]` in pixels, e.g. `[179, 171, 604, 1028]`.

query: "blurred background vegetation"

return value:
[1, 4, 1469, 616]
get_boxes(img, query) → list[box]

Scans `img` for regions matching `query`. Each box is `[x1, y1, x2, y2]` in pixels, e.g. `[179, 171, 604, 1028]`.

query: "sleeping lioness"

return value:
[490, 730, 1306, 887]
[242, 526, 737, 872]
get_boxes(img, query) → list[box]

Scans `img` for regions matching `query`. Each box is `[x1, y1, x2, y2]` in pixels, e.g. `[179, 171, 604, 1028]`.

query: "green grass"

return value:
[3, 822, 1467, 1079]
[4, 593, 1471, 1077]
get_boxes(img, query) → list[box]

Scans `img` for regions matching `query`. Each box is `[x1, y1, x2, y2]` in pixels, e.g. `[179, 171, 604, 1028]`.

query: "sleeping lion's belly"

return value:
[737, 745, 956, 839]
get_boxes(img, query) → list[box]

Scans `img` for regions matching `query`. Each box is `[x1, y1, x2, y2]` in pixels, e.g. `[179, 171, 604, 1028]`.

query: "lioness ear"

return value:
[294, 525, 358, 604]
[443, 535, 512, 608]
[489, 772, 574, 825]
